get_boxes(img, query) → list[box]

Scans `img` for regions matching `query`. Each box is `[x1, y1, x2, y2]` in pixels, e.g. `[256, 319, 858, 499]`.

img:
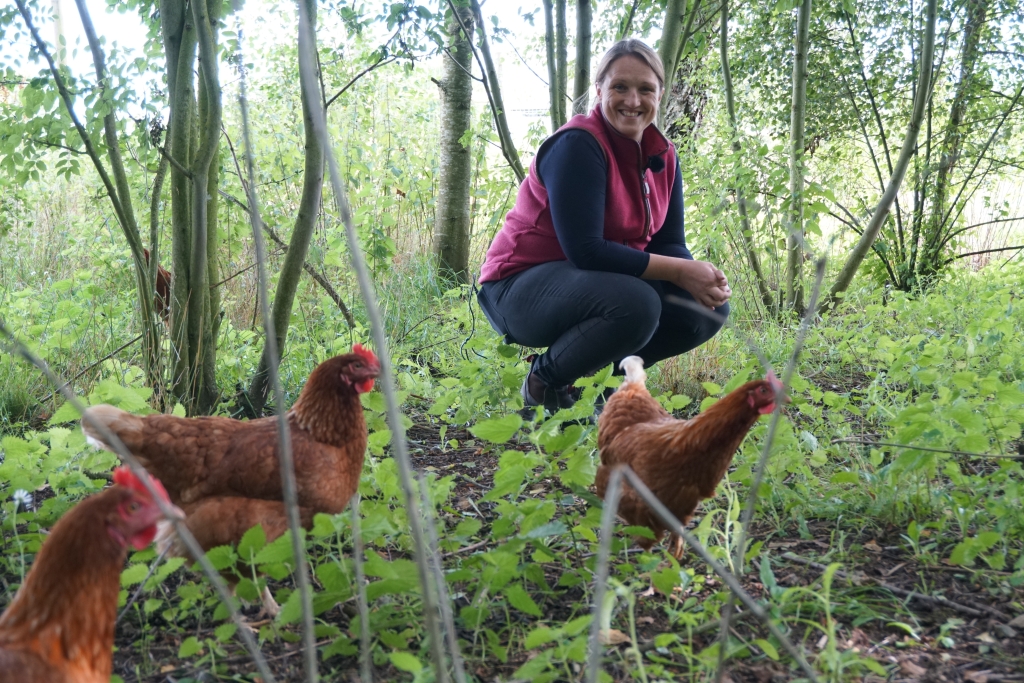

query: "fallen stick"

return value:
[781, 553, 1012, 622]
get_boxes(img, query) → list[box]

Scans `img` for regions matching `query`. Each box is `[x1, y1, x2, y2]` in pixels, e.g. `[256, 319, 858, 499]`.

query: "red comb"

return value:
[113, 466, 170, 503]
[767, 370, 784, 392]
[352, 343, 379, 365]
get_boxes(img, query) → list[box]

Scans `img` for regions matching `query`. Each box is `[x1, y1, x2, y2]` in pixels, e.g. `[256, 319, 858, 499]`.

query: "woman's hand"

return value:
[643, 255, 731, 309]
[676, 259, 731, 309]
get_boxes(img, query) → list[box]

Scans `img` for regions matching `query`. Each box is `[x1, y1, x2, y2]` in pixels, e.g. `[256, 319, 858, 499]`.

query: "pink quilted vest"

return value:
[479, 105, 676, 282]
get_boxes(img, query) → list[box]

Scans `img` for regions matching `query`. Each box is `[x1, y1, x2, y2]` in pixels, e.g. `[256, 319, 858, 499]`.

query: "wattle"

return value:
[130, 525, 158, 550]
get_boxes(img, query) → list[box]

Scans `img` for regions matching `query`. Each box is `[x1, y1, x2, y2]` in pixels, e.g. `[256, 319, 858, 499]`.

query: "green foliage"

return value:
[2, 1, 1022, 677]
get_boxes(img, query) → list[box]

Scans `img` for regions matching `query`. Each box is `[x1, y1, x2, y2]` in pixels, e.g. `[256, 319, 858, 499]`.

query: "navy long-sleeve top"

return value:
[536, 129, 693, 277]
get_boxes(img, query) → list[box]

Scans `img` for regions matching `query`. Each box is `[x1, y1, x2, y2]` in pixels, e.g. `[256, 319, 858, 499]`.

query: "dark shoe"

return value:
[521, 356, 576, 416]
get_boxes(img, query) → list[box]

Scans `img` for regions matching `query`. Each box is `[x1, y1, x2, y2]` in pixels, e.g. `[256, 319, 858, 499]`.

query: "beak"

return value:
[164, 502, 186, 521]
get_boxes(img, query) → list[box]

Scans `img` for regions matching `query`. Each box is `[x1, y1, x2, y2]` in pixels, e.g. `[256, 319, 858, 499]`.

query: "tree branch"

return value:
[821, 0, 937, 312]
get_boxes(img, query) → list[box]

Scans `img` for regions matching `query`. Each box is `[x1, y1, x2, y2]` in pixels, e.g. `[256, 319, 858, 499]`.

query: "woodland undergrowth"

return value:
[0, 180, 1022, 681]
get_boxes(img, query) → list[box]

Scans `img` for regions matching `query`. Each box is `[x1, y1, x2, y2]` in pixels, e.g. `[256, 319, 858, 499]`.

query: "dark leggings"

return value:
[478, 260, 729, 388]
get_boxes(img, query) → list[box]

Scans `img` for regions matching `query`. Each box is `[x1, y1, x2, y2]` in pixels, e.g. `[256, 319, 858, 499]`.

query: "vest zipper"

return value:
[641, 170, 652, 240]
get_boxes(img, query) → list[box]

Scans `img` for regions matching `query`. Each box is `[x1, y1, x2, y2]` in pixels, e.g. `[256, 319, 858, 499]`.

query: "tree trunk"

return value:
[915, 0, 990, 285]
[433, 3, 474, 286]
[555, 0, 568, 126]
[821, 0, 937, 312]
[658, 0, 685, 125]
[163, 0, 222, 415]
[543, 0, 560, 132]
[785, 0, 812, 314]
[572, 0, 592, 115]
[247, 0, 325, 415]
[660, 0, 710, 138]
[188, 0, 222, 414]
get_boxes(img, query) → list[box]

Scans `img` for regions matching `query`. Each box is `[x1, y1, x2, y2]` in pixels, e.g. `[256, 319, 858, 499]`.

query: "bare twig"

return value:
[585, 466, 625, 683]
[348, 493, 373, 683]
[294, 1, 452, 680]
[944, 244, 1024, 265]
[217, 189, 355, 328]
[236, 25, 318, 683]
[831, 437, 1023, 460]
[716, 257, 826, 679]
[781, 553, 1012, 621]
[419, 473, 469, 683]
[0, 321, 279, 683]
[325, 54, 399, 109]
[586, 466, 820, 682]
[39, 334, 143, 404]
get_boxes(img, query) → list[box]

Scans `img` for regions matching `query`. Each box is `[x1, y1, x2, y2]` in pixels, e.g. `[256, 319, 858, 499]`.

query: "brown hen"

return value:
[0, 468, 178, 683]
[596, 356, 783, 558]
[81, 345, 380, 612]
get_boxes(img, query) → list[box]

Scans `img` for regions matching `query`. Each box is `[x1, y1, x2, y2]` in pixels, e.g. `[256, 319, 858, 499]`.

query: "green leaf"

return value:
[254, 530, 300, 566]
[948, 541, 972, 566]
[652, 567, 681, 596]
[277, 588, 302, 624]
[237, 524, 266, 562]
[368, 428, 392, 451]
[178, 636, 203, 658]
[497, 344, 519, 358]
[701, 382, 722, 395]
[521, 521, 567, 540]
[504, 583, 543, 617]
[484, 463, 526, 501]
[50, 401, 81, 424]
[120, 563, 149, 587]
[470, 415, 523, 444]
[204, 545, 238, 571]
[830, 471, 859, 484]
[754, 638, 779, 660]
[389, 651, 422, 673]
[524, 626, 559, 649]
[215, 623, 238, 642]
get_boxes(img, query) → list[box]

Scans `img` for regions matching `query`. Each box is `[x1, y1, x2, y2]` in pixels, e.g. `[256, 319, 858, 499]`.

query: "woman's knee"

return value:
[607, 280, 662, 345]
[695, 301, 729, 343]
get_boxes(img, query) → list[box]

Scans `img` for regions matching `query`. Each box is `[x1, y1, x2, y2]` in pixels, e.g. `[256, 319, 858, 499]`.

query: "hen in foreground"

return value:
[595, 356, 783, 558]
[81, 345, 380, 612]
[0, 468, 177, 683]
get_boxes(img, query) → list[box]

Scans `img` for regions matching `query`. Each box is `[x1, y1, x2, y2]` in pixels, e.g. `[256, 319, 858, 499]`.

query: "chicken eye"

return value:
[126, 501, 141, 514]
[352, 361, 364, 369]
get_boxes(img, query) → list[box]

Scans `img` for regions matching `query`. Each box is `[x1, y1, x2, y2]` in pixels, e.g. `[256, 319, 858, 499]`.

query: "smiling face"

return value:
[596, 54, 663, 142]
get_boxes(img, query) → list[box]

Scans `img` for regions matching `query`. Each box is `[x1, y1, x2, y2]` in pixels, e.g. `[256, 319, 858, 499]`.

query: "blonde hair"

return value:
[594, 39, 665, 95]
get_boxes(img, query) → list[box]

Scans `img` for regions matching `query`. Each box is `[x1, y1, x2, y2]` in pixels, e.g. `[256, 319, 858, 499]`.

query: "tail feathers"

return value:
[82, 404, 144, 452]
[618, 356, 647, 387]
